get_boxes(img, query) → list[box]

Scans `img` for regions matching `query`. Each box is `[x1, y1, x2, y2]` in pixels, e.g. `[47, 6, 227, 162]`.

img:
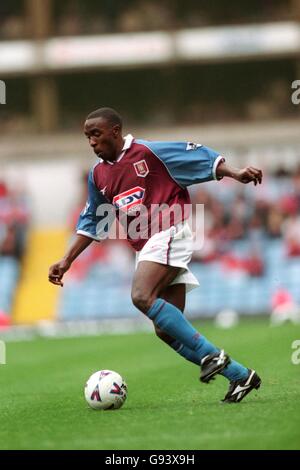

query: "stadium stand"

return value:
[0, 180, 29, 324]
[0, 1, 292, 40]
[57, 171, 300, 320]
[0, 0, 299, 134]
[0, 257, 19, 314]
[13, 228, 68, 324]
[1, 0, 300, 325]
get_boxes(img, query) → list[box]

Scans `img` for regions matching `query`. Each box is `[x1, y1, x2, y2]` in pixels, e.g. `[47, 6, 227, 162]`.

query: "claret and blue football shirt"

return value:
[76, 134, 224, 251]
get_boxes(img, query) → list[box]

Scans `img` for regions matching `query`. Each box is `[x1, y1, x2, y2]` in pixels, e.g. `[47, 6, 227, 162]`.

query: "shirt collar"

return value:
[116, 134, 134, 162]
[122, 133, 134, 151]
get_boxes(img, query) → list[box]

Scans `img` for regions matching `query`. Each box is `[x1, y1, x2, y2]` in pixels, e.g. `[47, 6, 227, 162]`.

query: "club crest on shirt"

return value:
[133, 160, 149, 177]
[113, 186, 145, 213]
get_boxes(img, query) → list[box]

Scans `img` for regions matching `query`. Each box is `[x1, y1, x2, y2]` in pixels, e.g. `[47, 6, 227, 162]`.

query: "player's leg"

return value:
[156, 283, 201, 366]
[131, 260, 181, 314]
[132, 220, 253, 396]
[132, 261, 230, 372]
[157, 283, 186, 344]
[157, 284, 253, 384]
[131, 261, 180, 314]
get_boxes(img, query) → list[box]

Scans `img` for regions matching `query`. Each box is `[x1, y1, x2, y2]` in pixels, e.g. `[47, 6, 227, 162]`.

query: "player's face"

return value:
[84, 117, 120, 161]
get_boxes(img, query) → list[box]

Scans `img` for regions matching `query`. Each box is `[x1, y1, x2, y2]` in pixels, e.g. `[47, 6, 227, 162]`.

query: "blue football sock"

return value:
[148, 299, 249, 381]
[220, 360, 249, 381]
[169, 340, 248, 380]
[170, 339, 248, 380]
[170, 339, 200, 366]
[147, 298, 218, 359]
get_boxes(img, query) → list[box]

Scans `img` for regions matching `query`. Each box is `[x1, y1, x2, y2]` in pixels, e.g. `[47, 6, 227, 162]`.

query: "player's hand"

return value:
[236, 167, 263, 186]
[48, 259, 71, 286]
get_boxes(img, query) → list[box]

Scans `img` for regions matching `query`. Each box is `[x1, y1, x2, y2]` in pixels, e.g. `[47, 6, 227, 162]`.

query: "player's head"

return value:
[84, 107, 123, 161]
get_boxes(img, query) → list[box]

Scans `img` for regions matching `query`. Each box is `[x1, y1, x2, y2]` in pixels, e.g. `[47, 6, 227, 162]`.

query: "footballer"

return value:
[49, 107, 263, 403]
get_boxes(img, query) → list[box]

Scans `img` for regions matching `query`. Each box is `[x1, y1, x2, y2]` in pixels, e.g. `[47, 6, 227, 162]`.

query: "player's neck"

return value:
[105, 137, 125, 163]
[114, 137, 125, 161]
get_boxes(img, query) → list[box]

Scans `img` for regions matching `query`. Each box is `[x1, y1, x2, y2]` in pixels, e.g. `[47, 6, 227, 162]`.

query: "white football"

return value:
[84, 370, 127, 410]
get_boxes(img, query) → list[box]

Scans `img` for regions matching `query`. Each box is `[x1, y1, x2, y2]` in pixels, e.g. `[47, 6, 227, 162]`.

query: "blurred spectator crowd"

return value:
[0, 180, 29, 259]
[67, 166, 300, 280]
[1, 166, 300, 321]
[0, 179, 29, 322]
[60, 166, 300, 319]
[190, 165, 300, 275]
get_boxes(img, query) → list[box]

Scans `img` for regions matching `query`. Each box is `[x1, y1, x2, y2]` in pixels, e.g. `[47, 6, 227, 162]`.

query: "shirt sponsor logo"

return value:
[133, 160, 149, 177]
[113, 186, 145, 212]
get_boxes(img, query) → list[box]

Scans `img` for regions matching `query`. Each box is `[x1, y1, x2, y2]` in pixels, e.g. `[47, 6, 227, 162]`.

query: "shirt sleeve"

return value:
[76, 169, 115, 241]
[136, 139, 225, 187]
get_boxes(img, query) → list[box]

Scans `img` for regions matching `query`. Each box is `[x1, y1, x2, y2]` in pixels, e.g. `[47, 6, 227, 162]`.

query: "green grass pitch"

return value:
[0, 319, 300, 450]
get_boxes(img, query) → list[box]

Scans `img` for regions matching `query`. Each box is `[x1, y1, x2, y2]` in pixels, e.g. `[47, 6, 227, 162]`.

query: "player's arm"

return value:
[48, 168, 114, 287]
[139, 140, 263, 187]
[216, 161, 263, 185]
[48, 235, 93, 286]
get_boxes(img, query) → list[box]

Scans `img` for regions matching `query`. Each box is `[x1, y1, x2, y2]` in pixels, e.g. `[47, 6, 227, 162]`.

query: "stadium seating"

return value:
[58, 239, 300, 320]
[0, 256, 19, 315]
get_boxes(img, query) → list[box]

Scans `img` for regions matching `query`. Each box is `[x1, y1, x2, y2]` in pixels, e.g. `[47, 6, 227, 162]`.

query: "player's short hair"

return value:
[86, 107, 123, 129]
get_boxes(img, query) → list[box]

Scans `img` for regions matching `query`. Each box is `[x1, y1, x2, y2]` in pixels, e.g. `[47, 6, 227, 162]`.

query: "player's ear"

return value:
[112, 124, 121, 137]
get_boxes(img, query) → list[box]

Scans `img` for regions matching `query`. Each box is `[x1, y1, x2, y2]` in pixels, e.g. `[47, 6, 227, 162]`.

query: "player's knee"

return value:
[131, 288, 155, 314]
